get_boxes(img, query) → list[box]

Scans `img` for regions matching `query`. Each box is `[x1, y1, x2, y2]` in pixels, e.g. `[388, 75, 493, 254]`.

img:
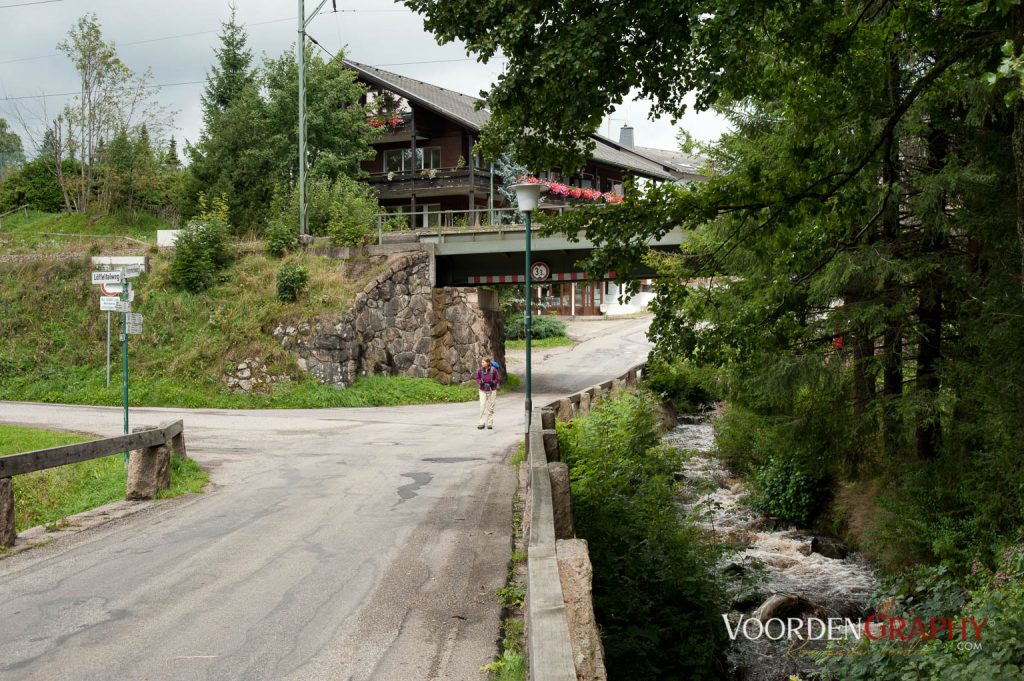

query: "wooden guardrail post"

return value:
[1, 478, 15, 548]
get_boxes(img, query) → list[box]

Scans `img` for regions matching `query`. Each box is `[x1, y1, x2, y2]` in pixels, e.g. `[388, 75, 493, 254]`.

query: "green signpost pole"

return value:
[122, 271, 129, 463]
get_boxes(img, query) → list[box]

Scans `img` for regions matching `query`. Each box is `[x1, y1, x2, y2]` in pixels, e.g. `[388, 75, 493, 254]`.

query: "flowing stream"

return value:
[665, 417, 879, 681]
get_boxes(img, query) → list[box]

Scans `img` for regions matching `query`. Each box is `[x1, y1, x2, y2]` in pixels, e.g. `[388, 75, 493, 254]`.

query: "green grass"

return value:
[482, 618, 526, 680]
[0, 424, 208, 531]
[0, 251, 476, 408]
[510, 442, 526, 468]
[505, 335, 574, 350]
[0, 209, 169, 253]
[500, 372, 521, 392]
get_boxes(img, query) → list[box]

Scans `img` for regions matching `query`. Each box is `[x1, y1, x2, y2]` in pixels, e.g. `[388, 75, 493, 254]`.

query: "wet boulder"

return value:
[810, 536, 849, 560]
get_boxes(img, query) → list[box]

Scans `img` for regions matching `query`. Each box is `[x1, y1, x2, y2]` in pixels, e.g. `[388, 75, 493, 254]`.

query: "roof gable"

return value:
[345, 60, 680, 181]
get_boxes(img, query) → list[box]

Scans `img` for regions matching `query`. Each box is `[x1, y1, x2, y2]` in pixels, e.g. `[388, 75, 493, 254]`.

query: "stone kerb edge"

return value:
[526, 362, 645, 680]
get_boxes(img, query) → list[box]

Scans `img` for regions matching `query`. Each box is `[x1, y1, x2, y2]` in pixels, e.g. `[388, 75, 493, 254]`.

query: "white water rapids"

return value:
[665, 418, 879, 681]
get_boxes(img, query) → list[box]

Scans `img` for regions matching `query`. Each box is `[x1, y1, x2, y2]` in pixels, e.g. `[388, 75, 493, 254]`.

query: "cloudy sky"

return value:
[0, 0, 729, 156]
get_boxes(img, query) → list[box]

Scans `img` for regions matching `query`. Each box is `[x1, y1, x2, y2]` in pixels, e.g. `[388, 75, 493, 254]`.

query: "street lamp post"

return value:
[510, 182, 547, 437]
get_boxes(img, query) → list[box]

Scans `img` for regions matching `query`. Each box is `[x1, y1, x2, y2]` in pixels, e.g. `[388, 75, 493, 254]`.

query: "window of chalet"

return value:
[382, 203, 442, 228]
[382, 147, 442, 173]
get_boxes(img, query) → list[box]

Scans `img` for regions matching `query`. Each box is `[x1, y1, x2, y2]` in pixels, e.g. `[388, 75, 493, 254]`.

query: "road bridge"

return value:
[418, 224, 686, 287]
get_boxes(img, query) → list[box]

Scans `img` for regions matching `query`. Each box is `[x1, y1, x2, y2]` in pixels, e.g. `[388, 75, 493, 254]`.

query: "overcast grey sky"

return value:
[0, 0, 729, 156]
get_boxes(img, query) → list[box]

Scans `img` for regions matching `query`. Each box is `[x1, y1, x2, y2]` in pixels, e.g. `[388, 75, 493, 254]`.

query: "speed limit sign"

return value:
[531, 261, 551, 281]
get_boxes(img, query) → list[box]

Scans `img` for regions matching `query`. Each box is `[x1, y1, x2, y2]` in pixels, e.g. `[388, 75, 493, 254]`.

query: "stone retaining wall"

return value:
[274, 251, 503, 387]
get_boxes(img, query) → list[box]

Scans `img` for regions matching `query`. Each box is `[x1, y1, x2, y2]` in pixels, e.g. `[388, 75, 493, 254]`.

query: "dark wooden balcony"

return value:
[367, 167, 492, 199]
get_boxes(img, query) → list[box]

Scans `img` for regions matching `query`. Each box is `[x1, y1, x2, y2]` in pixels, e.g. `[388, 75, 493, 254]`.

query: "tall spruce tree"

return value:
[185, 7, 272, 232]
[200, 4, 254, 120]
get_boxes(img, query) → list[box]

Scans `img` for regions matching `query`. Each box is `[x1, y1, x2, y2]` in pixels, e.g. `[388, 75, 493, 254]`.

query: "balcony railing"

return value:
[367, 166, 491, 195]
[373, 205, 589, 243]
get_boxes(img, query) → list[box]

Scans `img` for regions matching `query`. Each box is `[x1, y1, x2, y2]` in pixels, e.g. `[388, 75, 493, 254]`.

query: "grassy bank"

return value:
[0, 424, 207, 532]
[504, 335, 573, 350]
[0, 251, 476, 408]
[0, 209, 169, 253]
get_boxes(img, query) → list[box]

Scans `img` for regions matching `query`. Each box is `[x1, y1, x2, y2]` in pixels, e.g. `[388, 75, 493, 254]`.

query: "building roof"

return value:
[345, 60, 491, 131]
[632, 145, 705, 180]
[345, 59, 680, 181]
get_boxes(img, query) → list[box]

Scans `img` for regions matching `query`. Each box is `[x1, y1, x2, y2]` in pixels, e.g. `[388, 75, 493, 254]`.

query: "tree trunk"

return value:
[880, 50, 904, 461]
[1014, 8, 1024, 291]
[915, 282, 942, 459]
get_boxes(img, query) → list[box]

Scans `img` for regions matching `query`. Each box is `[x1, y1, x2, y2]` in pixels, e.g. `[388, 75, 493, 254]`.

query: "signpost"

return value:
[91, 270, 123, 285]
[126, 313, 143, 335]
[120, 269, 129, 462]
[90, 264, 142, 463]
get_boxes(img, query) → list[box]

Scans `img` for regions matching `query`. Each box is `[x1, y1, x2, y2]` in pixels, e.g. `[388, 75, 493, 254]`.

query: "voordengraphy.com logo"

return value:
[723, 614, 987, 642]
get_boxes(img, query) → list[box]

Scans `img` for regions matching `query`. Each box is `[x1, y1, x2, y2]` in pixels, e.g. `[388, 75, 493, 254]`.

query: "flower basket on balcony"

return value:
[518, 175, 623, 204]
[368, 114, 406, 130]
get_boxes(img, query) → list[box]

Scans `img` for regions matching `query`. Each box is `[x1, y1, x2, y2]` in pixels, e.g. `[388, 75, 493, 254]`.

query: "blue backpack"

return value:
[489, 360, 503, 385]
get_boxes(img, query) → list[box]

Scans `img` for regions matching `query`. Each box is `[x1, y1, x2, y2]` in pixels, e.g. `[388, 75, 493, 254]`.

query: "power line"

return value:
[0, 80, 205, 102]
[306, 34, 335, 60]
[0, 10, 411, 65]
[0, 0, 63, 8]
[0, 16, 293, 65]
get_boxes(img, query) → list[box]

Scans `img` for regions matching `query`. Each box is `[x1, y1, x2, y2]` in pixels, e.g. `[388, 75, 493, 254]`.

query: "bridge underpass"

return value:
[415, 225, 687, 287]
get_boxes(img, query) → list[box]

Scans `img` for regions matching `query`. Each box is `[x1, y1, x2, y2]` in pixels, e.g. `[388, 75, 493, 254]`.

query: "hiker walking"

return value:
[474, 357, 501, 429]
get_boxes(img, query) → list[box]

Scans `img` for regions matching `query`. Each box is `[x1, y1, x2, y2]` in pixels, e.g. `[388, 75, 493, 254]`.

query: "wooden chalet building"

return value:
[345, 60, 696, 315]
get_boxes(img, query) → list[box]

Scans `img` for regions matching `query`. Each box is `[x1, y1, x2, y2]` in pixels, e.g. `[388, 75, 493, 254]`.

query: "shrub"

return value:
[643, 358, 720, 413]
[505, 315, 566, 340]
[265, 215, 297, 257]
[0, 157, 70, 212]
[169, 195, 231, 293]
[325, 175, 378, 246]
[557, 391, 725, 679]
[748, 456, 826, 526]
[276, 263, 309, 302]
[818, 546, 1024, 680]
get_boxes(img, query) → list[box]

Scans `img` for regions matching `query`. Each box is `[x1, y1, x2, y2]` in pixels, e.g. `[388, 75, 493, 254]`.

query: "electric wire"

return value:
[0, 0, 63, 8]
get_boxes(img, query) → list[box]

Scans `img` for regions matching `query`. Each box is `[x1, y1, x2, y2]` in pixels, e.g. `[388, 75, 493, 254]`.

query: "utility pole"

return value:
[297, 0, 336, 238]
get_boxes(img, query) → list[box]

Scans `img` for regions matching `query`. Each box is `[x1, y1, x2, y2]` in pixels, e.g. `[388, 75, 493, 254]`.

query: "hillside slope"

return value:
[0, 249, 476, 408]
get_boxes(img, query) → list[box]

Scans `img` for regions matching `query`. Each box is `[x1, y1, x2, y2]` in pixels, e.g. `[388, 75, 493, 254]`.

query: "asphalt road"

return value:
[0, 316, 651, 681]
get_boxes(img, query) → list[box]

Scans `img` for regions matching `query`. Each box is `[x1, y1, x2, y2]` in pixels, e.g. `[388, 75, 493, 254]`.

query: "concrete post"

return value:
[579, 390, 591, 416]
[126, 427, 171, 500]
[557, 398, 573, 422]
[556, 539, 607, 681]
[548, 463, 574, 540]
[541, 408, 556, 430]
[0, 478, 16, 548]
[543, 429, 560, 463]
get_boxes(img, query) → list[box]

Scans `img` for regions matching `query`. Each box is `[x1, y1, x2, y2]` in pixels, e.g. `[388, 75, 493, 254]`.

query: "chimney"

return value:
[619, 124, 634, 148]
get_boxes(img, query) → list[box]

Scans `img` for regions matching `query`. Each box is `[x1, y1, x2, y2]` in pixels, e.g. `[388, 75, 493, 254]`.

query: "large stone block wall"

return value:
[274, 252, 504, 387]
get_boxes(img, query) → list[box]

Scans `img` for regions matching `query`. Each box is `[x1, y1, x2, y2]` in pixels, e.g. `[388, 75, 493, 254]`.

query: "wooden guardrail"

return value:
[0, 420, 188, 548]
[525, 363, 645, 680]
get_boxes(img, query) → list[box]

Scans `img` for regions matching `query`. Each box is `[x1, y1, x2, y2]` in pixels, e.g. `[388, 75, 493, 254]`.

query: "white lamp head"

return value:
[510, 182, 548, 212]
